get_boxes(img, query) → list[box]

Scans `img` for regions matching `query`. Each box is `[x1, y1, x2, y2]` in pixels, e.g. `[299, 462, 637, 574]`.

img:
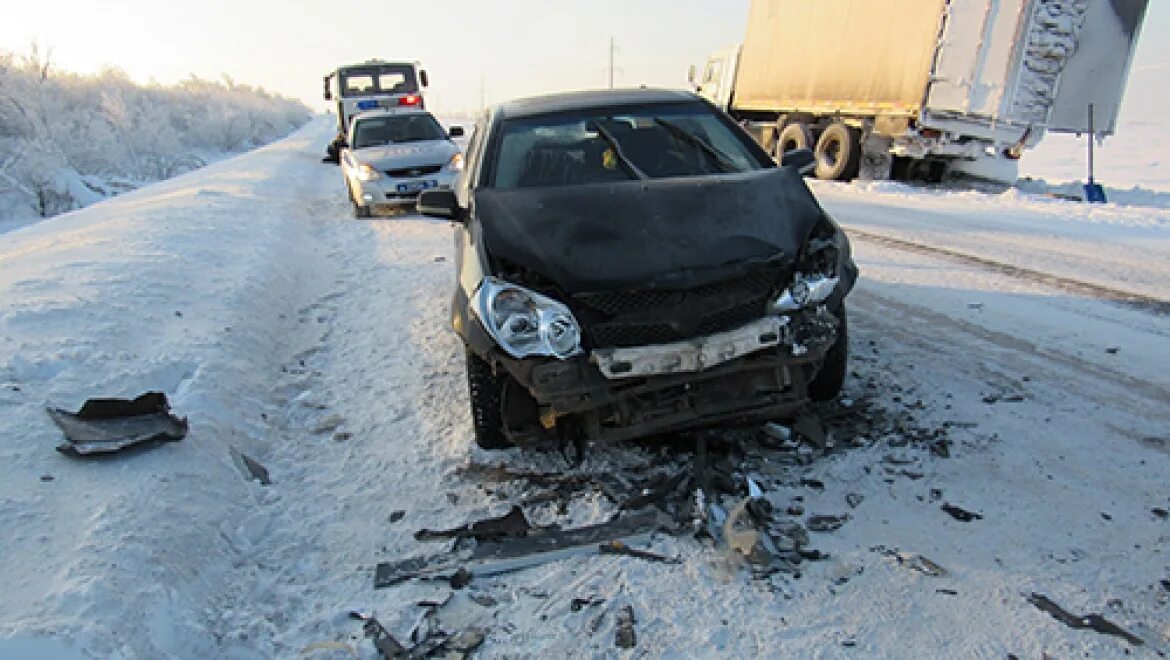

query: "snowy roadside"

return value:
[1, 115, 1168, 658]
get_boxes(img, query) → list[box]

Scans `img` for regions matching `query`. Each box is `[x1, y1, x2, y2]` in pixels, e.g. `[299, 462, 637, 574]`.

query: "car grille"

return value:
[384, 164, 443, 178]
[574, 264, 783, 348]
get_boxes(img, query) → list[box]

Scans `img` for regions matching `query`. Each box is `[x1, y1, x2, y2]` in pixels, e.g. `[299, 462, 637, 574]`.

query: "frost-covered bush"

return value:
[0, 49, 311, 222]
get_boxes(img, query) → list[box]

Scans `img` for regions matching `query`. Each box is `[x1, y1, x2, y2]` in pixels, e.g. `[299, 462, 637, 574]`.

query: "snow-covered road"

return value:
[1, 117, 1168, 658]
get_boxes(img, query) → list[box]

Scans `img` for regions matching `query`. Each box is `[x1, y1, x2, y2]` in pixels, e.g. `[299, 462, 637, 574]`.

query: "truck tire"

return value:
[353, 202, 372, 218]
[465, 349, 513, 449]
[809, 305, 848, 401]
[814, 123, 861, 181]
[777, 122, 814, 157]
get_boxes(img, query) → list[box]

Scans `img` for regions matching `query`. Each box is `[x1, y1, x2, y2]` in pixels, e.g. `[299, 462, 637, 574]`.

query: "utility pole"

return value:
[608, 37, 615, 89]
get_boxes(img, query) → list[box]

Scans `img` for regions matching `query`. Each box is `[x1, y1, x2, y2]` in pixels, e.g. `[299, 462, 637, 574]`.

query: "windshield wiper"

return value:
[653, 118, 738, 173]
[587, 120, 648, 180]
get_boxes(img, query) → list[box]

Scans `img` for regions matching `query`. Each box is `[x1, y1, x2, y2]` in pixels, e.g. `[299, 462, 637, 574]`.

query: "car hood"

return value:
[473, 167, 829, 293]
[353, 141, 456, 170]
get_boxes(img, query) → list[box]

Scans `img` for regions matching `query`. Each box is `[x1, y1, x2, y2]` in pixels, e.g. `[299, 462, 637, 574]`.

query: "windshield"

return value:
[339, 65, 418, 97]
[490, 102, 765, 189]
[351, 113, 446, 149]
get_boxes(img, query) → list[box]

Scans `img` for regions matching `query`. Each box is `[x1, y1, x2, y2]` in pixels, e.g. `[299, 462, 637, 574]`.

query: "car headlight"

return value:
[446, 152, 464, 172]
[771, 273, 839, 311]
[472, 277, 582, 360]
[772, 218, 842, 312]
[356, 164, 381, 181]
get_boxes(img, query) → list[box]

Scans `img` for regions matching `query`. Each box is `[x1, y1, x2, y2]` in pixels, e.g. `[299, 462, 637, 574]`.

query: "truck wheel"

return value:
[809, 305, 848, 401]
[814, 123, 861, 181]
[465, 349, 513, 449]
[777, 122, 814, 157]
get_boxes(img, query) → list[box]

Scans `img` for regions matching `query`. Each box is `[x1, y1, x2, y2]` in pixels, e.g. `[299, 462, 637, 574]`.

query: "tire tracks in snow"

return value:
[848, 227, 1170, 317]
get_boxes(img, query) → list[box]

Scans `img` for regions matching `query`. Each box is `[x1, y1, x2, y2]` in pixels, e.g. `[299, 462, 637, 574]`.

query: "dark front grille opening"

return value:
[575, 263, 784, 348]
[384, 164, 443, 178]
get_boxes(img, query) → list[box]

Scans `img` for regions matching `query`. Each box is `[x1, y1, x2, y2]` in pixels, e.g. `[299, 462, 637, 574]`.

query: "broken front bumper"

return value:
[483, 309, 839, 444]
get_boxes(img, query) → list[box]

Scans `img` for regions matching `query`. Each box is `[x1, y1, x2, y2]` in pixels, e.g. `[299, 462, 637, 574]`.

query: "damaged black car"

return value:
[417, 89, 857, 449]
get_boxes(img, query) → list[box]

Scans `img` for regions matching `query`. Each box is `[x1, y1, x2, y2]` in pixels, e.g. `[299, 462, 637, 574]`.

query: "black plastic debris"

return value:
[48, 391, 187, 456]
[614, 605, 637, 649]
[571, 596, 606, 612]
[599, 540, 681, 564]
[1026, 592, 1144, 647]
[357, 613, 409, 658]
[415, 505, 534, 542]
[229, 446, 270, 485]
[806, 515, 848, 532]
[941, 503, 983, 522]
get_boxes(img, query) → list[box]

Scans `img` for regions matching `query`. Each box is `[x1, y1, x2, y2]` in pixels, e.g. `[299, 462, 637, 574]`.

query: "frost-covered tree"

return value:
[0, 48, 311, 222]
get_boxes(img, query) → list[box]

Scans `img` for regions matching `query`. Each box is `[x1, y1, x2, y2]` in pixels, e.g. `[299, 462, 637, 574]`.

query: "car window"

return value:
[339, 65, 419, 97]
[351, 113, 446, 149]
[490, 103, 763, 189]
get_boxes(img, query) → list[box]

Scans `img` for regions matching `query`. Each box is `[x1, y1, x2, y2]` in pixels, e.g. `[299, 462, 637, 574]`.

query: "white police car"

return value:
[340, 109, 464, 217]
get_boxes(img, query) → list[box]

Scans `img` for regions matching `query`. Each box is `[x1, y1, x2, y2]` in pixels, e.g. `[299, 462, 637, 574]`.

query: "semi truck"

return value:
[322, 60, 429, 163]
[691, 0, 1148, 183]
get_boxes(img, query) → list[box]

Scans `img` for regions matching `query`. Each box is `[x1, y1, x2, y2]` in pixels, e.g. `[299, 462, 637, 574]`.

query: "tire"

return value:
[776, 122, 814, 157]
[353, 201, 371, 218]
[814, 123, 861, 181]
[465, 349, 513, 449]
[809, 305, 848, 401]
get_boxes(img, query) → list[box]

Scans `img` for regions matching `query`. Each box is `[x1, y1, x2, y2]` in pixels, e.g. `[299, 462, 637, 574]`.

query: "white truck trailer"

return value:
[691, 0, 1148, 182]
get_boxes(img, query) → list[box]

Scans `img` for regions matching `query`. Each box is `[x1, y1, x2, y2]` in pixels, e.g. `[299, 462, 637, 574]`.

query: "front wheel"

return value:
[809, 305, 848, 401]
[465, 350, 513, 449]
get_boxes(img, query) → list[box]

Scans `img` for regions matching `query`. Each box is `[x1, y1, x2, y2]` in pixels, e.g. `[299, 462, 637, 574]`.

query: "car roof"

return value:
[350, 108, 432, 122]
[495, 88, 700, 119]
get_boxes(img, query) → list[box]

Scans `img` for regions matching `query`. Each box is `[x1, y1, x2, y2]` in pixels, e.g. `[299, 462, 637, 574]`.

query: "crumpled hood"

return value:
[474, 167, 829, 293]
[354, 140, 456, 171]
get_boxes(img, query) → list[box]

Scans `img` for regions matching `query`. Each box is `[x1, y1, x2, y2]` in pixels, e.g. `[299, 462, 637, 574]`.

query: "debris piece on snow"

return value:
[614, 605, 637, 649]
[794, 410, 833, 449]
[39, 474, 54, 482]
[845, 494, 864, 509]
[762, 421, 794, 444]
[724, 499, 769, 563]
[936, 588, 958, 595]
[48, 391, 187, 456]
[571, 596, 606, 612]
[1152, 507, 1168, 520]
[374, 553, 452, 588]
[1105, 346, 1120, 354]
[467, 512, 660, 576]
[360, 614, 409, 658]
[599, 540, 681, 564]
[389, 510, 405, 524]
[1025, 592, 1144, 647]
[415, 505, 534, 542]
[445, 627, 487, 654]
[806, 515, 848, 532]
[941, 503, 983, 522]
[449, 567, 472, 589]
[620, 471, 687, 511]
[899, 553, 948, 577]
[746, 476, 764, 499]
[228, 446, 271, 485]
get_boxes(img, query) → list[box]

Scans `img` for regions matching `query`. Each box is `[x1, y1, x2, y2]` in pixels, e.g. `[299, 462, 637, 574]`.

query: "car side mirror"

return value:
[448, 126, 465, 138]
[780, 147, 815, 174]
[417, 188, 461, 220]
[419, 70, 429, 87]
[687, 64, 696, 86]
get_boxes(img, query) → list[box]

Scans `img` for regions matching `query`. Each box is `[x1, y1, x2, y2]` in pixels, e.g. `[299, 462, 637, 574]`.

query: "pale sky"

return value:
[2, 1, 1167, 115]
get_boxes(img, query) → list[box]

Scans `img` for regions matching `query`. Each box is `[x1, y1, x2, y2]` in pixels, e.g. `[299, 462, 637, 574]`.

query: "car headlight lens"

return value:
[771, 273, 838, 311]
[357, 164, 381, 181]
[473, 278, 582, 359]
[446, 152, 464, 172]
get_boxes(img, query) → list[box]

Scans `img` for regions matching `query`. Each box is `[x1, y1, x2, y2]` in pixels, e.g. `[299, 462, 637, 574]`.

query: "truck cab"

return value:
[689, 46, 740, 111]
[322, 60, 429, 163]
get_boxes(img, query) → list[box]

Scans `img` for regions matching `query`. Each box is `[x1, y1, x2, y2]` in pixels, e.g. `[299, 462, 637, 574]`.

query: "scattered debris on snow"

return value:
[1025, 592, 1145, 647]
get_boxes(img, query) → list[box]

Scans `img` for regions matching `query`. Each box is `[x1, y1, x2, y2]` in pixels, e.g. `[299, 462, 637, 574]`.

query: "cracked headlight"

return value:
[771, 273, 839, 311]
[356, 163, 381, 181]
[472, 277, 582, 359]
[773, 220, 842, 312]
